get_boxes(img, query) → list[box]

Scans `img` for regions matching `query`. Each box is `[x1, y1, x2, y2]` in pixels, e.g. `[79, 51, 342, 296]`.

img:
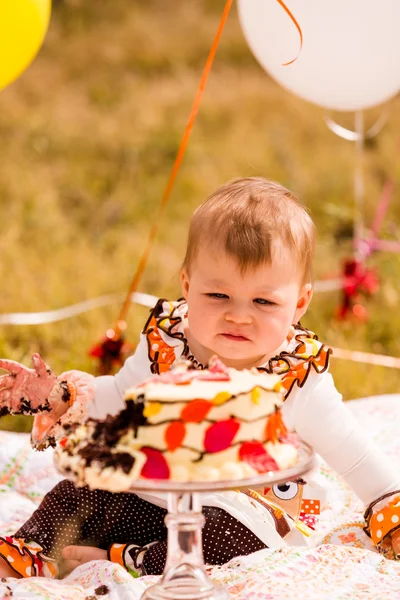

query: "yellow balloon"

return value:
[0, 0, 51, 91]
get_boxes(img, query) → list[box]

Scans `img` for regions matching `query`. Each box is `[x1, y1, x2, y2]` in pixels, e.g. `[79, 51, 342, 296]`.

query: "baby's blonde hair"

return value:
[183, 177, 315, 285]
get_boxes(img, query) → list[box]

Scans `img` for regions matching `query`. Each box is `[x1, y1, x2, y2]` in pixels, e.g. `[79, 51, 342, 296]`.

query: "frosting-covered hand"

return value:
[0, 353, 96, 450]
[31, 369, 95, 450]
[0, 354, 58, 416]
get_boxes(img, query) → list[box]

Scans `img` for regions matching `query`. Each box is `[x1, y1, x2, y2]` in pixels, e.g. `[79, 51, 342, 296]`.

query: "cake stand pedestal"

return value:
[130, 442, 315, 600]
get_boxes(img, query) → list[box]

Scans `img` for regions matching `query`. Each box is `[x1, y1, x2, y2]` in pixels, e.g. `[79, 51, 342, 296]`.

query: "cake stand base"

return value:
[141, 492, 230, 600]
[141, 565, 229, 600]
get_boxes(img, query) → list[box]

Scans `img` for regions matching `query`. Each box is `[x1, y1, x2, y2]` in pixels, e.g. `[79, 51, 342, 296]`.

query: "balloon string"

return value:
[353, 110, 365, 257]
[369, 179, 393, 239]
[112, 0, 233, 338]
[276, 0, 303, 66]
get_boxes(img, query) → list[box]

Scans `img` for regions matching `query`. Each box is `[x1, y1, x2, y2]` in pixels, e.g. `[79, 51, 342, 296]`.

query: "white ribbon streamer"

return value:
[0, 292, 158, 325]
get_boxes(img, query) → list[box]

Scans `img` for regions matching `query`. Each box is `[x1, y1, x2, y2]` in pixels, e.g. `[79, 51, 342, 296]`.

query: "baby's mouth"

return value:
[220, 332, 250, 342]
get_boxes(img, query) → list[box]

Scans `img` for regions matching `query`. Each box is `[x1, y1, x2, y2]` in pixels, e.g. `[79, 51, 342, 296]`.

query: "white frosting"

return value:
[126, 367, 281, 402]
[266, 442, 298, 469]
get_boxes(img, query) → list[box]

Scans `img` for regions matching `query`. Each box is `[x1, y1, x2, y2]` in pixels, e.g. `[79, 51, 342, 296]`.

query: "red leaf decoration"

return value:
[165, 421, 186, 451]
[180, 399, 212, 423]
[204, 419, 240, 453]
[140, 447, 170, 479]
[239, 441, 279, 473]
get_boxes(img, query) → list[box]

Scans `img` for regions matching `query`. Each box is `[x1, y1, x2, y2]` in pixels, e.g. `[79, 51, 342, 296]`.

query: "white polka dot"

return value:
[7, 556, 14, 563]
[25, 566, 32, 576]
[309, 500, 314, 505]
[377, 513, 384, 522]
[392, 515, 399, 524]
[152, 344, 159, 351]
[305, 505, 309, 509]
[376, 529, 383, 539]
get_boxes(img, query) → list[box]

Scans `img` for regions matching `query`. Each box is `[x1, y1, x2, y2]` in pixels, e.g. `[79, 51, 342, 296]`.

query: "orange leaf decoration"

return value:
[180, 399, 212, 423]
[165, 421, 186, 451]
[266, 410, 287, 443]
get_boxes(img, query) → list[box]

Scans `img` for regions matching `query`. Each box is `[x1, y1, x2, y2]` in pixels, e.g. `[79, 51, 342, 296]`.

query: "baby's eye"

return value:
[206, 293, 229, 299]
[254, 298, 276, 306]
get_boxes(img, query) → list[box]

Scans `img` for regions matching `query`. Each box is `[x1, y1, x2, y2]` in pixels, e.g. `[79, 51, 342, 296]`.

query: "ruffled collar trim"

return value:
[143, 298, 331, 398]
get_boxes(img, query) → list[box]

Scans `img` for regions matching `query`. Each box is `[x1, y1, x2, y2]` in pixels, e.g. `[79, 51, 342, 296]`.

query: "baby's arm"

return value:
[88, 331, 152, 420]
[0, 331, 152, 449]
[283, 373, 400, 552]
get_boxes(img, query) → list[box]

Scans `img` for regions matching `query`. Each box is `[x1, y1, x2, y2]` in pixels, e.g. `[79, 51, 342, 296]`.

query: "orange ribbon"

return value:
[276, 0, 303, 65]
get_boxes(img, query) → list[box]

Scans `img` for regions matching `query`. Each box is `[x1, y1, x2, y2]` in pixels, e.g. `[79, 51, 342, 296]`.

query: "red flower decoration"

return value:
[89, 332, 132, 375]
[337, 258, 379, 321]
[204, 419, 240, 453]
[238, 441, 279, 473]
[140, 447, 170, 479]
[165, 421, 186, 451]
[180, 399, 212, 423]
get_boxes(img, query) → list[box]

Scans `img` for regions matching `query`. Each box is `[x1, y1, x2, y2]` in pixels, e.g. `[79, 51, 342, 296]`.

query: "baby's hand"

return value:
[391, 528, 400, 558]
[60, 545, 108, 577]
[0, 354, 57, 415]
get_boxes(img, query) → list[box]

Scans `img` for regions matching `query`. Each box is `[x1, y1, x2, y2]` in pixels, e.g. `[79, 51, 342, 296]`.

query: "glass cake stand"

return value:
[128, 442, 315, 600]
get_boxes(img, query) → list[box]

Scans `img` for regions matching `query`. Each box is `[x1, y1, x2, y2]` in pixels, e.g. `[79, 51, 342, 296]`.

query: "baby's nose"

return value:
[224, 310, 252, 325]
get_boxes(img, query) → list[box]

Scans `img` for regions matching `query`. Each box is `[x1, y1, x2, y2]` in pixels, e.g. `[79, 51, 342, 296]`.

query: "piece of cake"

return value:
[55, 357, 298, 491]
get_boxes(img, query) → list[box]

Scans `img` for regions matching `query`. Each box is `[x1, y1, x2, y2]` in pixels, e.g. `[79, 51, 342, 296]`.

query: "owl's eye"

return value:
[272, 482, 298, 500]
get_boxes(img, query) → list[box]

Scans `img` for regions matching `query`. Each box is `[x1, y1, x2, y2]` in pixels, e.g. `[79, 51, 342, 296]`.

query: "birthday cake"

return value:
[55, 358, 298, 491]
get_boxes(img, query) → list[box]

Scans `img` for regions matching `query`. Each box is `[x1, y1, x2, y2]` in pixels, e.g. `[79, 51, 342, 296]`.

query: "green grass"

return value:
[1, 0, 400, 432]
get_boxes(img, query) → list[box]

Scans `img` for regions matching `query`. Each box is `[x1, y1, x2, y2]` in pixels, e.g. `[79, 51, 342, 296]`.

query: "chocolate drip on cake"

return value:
[91, 398, 148, 445]
[79, 445, 135, 475]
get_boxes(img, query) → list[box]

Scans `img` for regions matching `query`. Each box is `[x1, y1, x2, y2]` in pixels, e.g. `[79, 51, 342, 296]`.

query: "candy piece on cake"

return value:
[55, 357, 298, 490]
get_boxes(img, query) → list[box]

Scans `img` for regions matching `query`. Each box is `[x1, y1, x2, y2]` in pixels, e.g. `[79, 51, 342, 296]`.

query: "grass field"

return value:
[1, 0, 400, 432]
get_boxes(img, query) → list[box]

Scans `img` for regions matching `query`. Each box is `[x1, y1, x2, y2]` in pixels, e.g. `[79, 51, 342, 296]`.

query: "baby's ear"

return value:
[180, 268, 190, 298]
[294, 283, 313, 322]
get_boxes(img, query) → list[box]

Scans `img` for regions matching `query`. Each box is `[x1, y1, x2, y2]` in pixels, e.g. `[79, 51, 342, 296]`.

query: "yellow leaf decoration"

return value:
[143, 402, 162, 418]
[212, 391, 231, 406]
[251, 387, 261, 405]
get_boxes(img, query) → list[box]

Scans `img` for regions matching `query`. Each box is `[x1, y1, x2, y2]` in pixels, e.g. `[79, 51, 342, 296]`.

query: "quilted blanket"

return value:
[1, 395, 400, 599]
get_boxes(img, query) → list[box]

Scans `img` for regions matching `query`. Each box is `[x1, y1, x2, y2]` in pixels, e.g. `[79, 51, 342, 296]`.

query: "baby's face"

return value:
[181, 245, 311, 369]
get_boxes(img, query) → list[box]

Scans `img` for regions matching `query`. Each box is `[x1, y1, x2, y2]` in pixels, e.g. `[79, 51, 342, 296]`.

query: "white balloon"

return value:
[238, 0, 400, 111]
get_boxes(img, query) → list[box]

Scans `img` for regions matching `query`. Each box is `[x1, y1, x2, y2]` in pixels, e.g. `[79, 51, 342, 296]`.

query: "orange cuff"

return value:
[0, 537, 57, 578]
[364, 492, 400, 545]
[107, 543, 126, 568]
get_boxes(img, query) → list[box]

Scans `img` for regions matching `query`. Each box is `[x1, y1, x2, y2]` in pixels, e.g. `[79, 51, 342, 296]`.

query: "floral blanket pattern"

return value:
[1, 395, 400, 599]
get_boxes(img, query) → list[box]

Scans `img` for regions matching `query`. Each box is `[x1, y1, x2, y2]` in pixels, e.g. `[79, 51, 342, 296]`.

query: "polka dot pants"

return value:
[15, 479, 267, 575]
